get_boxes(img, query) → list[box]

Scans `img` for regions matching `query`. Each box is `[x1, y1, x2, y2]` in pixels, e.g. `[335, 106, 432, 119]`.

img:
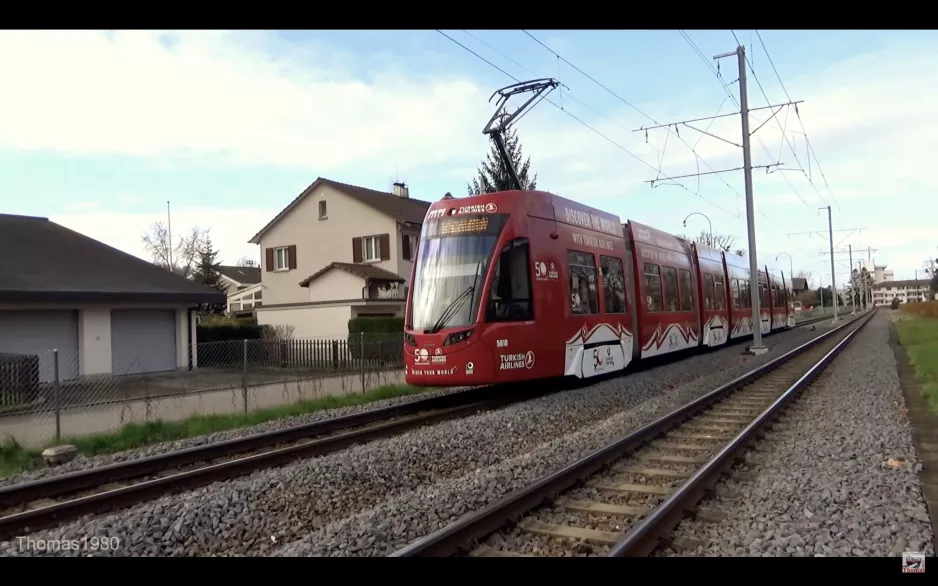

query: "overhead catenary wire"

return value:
[436, 29, 740, 218]
[679, 30, 815, 213]
[731, 30, 826, 209]
[753, 29, 840, 211]
[520, 29, 746, 211]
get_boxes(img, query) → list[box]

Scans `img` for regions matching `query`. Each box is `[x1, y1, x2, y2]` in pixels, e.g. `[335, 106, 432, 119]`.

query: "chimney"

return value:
[392, 182, 409, 198]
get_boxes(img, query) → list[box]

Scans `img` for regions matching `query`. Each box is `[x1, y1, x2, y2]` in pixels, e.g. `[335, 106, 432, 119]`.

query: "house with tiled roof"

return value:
[0, 213, 224, 382]
[247, 178, 433, 338]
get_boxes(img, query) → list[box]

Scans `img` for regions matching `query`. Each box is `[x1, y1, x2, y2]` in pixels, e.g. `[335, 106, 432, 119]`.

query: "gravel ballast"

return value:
[658, 311, 936, 557]
[1, 320, 844, 557]
[0, 385, 476, 488]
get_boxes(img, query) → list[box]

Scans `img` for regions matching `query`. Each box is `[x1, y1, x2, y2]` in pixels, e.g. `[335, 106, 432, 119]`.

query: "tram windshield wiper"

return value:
[426, 284, 475, 334]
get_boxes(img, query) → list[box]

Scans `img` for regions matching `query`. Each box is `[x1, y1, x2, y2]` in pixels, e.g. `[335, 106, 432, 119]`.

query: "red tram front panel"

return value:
[627, 221, 700, 359]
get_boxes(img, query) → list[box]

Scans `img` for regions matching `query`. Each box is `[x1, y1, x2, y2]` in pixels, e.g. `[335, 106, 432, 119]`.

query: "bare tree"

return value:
[141, 221, 207, 278]
[679, 230, 744, 256]
[235, 256, 259, 268]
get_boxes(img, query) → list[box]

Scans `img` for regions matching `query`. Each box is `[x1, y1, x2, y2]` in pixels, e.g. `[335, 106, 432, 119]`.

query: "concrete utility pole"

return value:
[849, 244, 855, 315]
[633, 43, 803, 355]
[820, 205, 838, 323]
[733, 45, 767, 352]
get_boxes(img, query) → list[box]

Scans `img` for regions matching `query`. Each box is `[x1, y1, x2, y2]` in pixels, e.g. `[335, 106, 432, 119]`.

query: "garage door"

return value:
[0, 310, 80, 383]
[110, 309, 178, 376]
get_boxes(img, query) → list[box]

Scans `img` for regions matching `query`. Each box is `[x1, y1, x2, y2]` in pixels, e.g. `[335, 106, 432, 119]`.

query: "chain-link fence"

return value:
[0, 332, 405, 448]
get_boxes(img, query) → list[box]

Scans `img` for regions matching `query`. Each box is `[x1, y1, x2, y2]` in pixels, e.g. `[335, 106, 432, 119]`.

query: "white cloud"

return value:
[4, 31, 937, 280]
[50, 206, 277, 267]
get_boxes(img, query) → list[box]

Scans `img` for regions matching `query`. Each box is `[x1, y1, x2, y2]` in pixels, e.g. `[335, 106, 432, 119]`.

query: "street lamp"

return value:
[776, 252, 794, 286]
[683, 212, 712, 243]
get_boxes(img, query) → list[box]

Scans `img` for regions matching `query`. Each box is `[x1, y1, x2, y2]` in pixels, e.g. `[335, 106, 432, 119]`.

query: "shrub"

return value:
[196, 317, 264, 344]
[900, 300, 938, 318]
[348, 316, 404, 362]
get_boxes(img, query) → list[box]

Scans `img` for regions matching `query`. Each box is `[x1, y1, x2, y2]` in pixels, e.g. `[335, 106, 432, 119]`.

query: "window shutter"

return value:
[352, 237, 363, 263]
[402, 234, 411, 261]
[265, 247, 274, 272]
[288, 245, 297, 269]
[380, 234, 390, 261]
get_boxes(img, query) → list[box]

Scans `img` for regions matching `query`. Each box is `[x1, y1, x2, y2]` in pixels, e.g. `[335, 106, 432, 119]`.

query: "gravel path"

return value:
[1, 320, 845, 557]
[0, 385, 476, 488]
[657, 311, 936, 557]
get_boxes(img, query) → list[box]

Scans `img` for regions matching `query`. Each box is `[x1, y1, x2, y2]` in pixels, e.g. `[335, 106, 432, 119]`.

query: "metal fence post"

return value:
[242, 339, 248, 414]
[360, 332, 365, 393]
[53, 349, 61, 443]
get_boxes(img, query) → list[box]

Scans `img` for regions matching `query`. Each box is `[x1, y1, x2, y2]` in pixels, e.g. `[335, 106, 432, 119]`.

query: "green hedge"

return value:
[347, 316, 404, 361]
[348, 316, 405, 334]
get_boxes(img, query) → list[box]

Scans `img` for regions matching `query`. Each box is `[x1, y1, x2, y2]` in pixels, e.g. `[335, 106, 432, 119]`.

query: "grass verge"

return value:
[0, 383, 433, 479]
[895, 313, 938, 414]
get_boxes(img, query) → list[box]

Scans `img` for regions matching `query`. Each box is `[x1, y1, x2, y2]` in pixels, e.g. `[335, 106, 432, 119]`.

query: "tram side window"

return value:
[731, 278, 741, 309]
[678, 268, 694, 311]
[568, 250, 599, 315]
[714, 275, 726, 310]
[703, 274, 715, 310]
[486, 238, 533, 322]
[663, 267, 679, 312]
[739, 279, 750, 309]
[644, 263, 662, 312]
[758, 282, 766, 308]
[600, 255, 627, 314]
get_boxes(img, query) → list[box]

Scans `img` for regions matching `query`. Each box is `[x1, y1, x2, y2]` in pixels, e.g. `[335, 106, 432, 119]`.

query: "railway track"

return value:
[0, 314, 834, 543]
[390, 309, 875, 558]
[0, 381, 565, 541]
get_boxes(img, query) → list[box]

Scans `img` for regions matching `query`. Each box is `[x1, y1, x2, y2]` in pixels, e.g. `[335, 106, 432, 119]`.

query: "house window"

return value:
[275, 247, 289, 270]
[319, 200, 327, 219]
[363, 236, 380, 262]
[402, 234, 414, 261]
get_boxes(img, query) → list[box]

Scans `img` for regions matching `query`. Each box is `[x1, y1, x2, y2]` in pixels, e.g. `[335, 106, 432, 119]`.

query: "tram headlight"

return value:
[444, 328, 473, 346]
[404, 332, 417, 346]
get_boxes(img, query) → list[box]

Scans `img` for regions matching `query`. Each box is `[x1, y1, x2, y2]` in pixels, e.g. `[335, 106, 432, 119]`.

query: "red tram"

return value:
[402, 190, 795, 387]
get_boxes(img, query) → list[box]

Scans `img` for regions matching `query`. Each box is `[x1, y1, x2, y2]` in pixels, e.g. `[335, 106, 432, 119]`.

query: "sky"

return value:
[1, 29, 936, 287]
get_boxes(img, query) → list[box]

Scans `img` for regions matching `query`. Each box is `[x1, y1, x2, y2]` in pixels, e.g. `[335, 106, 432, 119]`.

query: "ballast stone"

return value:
[42, 445, 78, 467]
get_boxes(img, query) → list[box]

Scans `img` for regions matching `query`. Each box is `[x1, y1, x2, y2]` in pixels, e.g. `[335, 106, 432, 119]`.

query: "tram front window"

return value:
[409, 214, 507, 332]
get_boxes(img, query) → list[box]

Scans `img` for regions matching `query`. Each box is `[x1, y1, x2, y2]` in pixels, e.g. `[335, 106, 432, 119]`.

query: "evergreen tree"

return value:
[192, 235, 226, 315]
[467, 127, 538, 195]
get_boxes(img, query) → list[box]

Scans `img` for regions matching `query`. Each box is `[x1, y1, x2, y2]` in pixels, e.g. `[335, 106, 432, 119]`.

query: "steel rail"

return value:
[0, 382, 537, 510]
[607, 309, 873, 556]
[389, 310, 873, 557]
[0, 396, 519, 541]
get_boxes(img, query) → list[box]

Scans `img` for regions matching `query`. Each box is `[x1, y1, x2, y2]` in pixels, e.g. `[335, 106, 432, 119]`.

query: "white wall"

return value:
[306, 270, 365, 303]
[257, 184, 400, 306]
[78, 308, 111, 375]
[0, 303, 197, 376]
[257, 305, 352, 339]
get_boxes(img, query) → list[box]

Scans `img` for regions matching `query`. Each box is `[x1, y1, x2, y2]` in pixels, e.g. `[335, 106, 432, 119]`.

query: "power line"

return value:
[753, 29, 840, 211]
[679, 30, 813, 213]
[520, 29, 746, 212]
[733, 30, 826, 209]
[438, 30, 739, 218]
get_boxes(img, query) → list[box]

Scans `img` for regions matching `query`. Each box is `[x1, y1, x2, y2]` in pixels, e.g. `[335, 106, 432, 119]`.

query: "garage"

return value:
[0, 310, 80, 383]
[110, 309, 178, 376]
